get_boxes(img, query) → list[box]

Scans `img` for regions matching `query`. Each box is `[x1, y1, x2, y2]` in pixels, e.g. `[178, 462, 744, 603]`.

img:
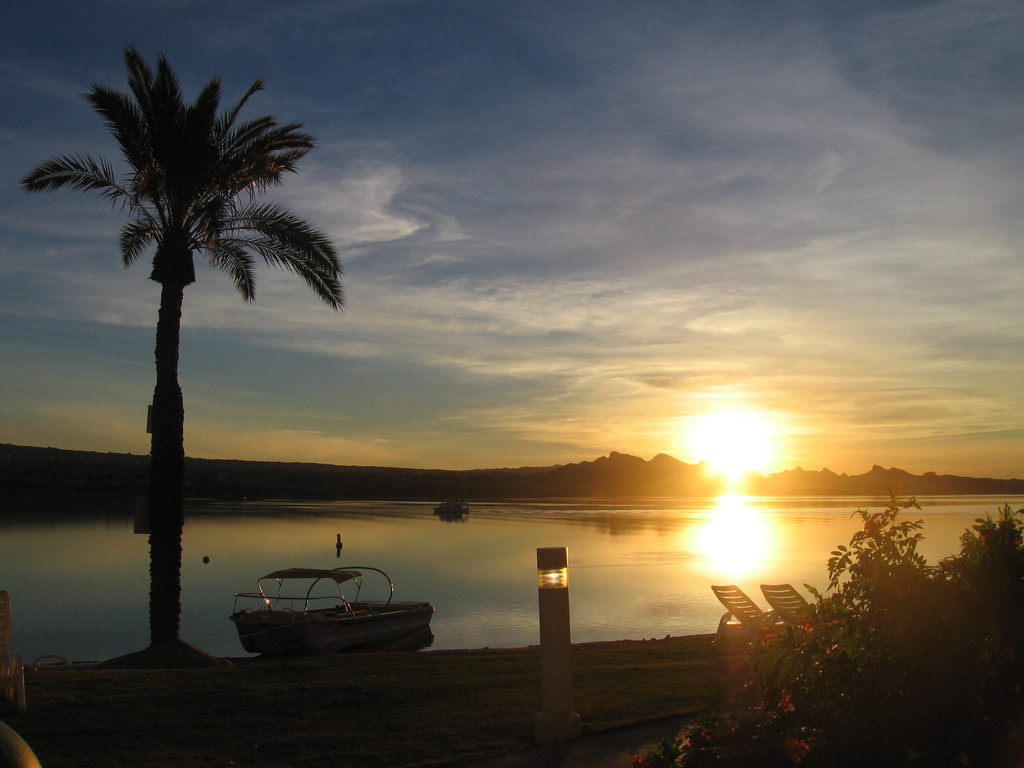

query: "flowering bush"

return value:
[633, 721, 721, 768]
[640, 497, 1024, 767]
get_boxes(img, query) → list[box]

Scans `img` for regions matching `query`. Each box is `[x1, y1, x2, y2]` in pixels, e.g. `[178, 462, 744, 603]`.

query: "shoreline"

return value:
[35, 632, 719, 670]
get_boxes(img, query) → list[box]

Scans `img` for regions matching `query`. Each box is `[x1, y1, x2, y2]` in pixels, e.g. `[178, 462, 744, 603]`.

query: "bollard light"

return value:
[534, 546, 582, 744]
[537, 557, 568, 590]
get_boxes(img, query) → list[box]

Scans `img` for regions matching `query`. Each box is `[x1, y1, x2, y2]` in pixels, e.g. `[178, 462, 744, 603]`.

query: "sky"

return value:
[2, 1, 1024, 477]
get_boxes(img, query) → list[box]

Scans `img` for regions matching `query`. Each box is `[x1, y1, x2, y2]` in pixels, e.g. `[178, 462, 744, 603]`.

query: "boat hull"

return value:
[230, 601, 435, 656]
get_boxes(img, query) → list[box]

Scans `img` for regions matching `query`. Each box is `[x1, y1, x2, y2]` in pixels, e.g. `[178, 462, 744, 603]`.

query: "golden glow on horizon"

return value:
[693, 494, 773, 577]
[685, 411, 778, 479]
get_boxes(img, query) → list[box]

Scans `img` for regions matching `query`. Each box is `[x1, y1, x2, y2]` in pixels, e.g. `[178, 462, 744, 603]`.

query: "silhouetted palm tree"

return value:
[22, 48, 343, 660]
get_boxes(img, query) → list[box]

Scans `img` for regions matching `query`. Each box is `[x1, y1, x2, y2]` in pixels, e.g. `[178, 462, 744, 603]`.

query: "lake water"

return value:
[0, 494, 1018, 664]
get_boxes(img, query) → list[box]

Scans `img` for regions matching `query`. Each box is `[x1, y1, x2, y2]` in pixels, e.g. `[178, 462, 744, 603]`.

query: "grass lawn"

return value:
[3, 634, 723, 768]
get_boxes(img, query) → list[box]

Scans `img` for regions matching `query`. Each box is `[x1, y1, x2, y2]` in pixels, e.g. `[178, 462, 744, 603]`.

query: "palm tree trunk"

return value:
[148, 281, 186, 646]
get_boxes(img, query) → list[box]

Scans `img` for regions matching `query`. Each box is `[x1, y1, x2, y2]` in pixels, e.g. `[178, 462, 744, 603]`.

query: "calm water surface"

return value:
[0, 494, 1018, 663]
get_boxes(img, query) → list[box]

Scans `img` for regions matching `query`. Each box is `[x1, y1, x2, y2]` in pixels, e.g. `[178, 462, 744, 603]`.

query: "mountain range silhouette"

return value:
[2, 444, 1022, 501]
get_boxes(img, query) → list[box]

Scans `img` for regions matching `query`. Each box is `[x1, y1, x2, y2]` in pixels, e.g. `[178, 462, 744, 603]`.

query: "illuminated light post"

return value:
[535, 546, 582, 744]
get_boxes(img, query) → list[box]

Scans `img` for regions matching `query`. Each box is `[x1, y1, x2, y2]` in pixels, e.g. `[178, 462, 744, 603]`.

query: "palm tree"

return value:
[21, 48, 343, 664]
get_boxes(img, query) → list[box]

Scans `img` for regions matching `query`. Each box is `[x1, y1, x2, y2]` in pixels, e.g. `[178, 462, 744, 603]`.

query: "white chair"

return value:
[760, 583, 811, 623]
[0, 592, 27, 712]
[711, 584, 779, 643]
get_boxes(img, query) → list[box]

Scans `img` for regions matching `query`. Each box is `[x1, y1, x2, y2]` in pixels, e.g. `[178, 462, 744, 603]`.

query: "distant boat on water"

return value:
[433, 500, 469, 521]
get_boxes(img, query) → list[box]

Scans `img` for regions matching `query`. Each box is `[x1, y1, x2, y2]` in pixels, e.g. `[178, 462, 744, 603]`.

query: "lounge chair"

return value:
[711, 584, 779, 642]
[760, 583, 811, 623]
[0, 592, 26, 712]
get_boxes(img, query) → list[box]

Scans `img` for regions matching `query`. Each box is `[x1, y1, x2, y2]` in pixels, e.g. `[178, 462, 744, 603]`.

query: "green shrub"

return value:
[640, 497, 1024, 767]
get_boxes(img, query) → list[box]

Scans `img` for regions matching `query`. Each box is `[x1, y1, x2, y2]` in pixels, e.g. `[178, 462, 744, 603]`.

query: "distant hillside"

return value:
[529, 451, 1024, 498]
[1, 443, 1022, 501]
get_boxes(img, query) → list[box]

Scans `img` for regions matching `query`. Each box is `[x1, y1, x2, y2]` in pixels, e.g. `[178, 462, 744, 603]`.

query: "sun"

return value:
[685, 411, 777, 479]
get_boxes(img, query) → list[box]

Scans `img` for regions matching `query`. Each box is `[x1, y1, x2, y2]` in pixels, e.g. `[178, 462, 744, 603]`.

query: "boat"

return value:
[229, 566, 434, 656]
[434, 500, 470, 520]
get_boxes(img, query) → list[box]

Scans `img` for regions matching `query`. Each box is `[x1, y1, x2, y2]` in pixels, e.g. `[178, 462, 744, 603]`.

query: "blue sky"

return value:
[2, 0, 1024, 476]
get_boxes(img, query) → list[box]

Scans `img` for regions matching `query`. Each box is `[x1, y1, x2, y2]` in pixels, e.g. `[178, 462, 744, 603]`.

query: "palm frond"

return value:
[86, 85, 150, 172]
[205, 241, 256, 301]
[216, 80, 266, 140]
[123, 48, 167, 150]
[190, 79, 222, 131]
[123, 46, 156, 102]
[219, 202, 342, 310]
[120, 220, 156, 267]
[20, 154, 123, 199]
[215, 120, 314, 197]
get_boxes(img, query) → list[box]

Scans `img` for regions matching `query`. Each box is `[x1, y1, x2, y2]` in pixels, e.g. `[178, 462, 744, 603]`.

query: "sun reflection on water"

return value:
[692, 494, 774, 579]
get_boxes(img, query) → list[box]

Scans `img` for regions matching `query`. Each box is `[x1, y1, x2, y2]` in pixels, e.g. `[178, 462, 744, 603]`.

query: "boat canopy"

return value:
[260, 569, 362, 583]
